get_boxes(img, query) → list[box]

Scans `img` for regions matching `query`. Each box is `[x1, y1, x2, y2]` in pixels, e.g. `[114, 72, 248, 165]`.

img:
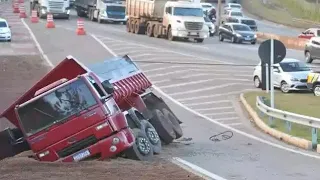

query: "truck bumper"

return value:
[41, 11, 70, 19]
[61, 128, 135, 162]
[99, 15, 127, 22]
[171, 30, 209, 39]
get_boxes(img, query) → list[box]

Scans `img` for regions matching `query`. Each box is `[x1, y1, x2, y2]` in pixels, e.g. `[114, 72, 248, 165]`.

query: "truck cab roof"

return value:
[165, 1, 203, 8]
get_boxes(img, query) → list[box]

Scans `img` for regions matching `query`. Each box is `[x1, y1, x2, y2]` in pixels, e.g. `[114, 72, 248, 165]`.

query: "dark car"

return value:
[218, 23, 257, 44]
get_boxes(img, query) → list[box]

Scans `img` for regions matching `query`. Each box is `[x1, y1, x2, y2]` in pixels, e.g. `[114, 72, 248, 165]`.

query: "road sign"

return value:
[258, 39, 286, 64]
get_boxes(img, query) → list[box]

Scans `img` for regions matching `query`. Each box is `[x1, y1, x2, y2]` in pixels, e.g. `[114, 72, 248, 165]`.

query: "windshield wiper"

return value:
[34, 108, 54, 118]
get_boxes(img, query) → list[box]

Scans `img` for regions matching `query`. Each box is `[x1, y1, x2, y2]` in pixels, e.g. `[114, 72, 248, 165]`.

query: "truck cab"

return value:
[97, 0, 126, 23]
[30, 0, 71, 19]
[163, 1, 209, 42]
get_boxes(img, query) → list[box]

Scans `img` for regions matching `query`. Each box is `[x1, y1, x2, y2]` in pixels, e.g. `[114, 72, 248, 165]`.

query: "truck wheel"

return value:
[125, 128, 154, 161]
[126, 20, 131, 33]
[134, 21, 143, 34]
[149, 109, 176, 144]
[153, 25, 160, 38]
[146, 24, 153, 37]
[161, 108, 183, 139]
[140, 120, 162, 154]
[130, 20, 135, 33]
[167, 27, 176, 41]
[195, 38, 204, 43]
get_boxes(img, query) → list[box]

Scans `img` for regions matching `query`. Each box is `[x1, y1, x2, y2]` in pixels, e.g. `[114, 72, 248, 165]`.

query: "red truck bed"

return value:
[0, 55, 152, 129]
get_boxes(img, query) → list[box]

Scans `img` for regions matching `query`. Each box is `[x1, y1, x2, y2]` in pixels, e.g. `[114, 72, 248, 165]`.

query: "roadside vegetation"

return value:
[244, 91, 320, 142]
[241, 0, 320, 28]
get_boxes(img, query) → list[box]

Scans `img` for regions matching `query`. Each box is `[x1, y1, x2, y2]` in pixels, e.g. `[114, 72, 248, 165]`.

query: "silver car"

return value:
[253, 58, 312, 93]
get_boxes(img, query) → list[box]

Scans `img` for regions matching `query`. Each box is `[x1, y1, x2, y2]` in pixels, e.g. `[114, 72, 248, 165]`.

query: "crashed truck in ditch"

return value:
[0, 55, 183, 162]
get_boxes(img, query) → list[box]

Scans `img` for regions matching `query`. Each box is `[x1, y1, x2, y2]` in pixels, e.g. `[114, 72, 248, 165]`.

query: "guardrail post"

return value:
[311, 128, 318, 149]
[285, 121, 291, 132]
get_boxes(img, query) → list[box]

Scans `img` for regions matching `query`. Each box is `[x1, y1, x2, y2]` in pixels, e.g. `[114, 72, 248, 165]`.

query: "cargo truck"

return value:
[74, 0, 127, 24]
[30, 0, 71, 19]
[126, 0, 209, 43]
[0, 55, 183, 162]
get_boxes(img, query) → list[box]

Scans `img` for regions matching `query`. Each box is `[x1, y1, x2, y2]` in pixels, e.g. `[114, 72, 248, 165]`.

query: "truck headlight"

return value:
[39, 150, 50, 158]
[96, 122, 109, 130]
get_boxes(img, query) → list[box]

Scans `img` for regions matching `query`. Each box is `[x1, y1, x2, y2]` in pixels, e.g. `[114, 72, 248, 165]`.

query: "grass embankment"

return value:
[241, 0, 320, 28]
[244, 91, 320, 142]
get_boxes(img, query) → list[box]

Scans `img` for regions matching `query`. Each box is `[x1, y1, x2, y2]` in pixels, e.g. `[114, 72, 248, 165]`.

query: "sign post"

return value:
[269, 39, 275, 125]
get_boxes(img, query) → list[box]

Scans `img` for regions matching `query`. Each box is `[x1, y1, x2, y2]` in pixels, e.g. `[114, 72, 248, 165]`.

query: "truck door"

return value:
[163, 6, 172, 27]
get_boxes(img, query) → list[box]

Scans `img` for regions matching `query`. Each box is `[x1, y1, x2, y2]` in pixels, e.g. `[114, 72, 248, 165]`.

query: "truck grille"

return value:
[300, 79, 307, 83]
[57, 135, 98, 158]
[107, 14, 125, 19]
[184, 22, 203, 31]
[48, 1, 64, 13]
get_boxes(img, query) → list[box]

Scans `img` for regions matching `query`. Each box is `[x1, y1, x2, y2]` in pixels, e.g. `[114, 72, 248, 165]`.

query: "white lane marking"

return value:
[21, 18, 53, 67]
[143, 56, 197, 61]
[203, 112, 236, 116]
[159, 79, 218, 89]
[185, 100, 231, 106]
[151, 79, 171, 84]
[181, 74, 251, 82]
[90, 34, 117, 57]
[153, 85, 320, 160]
[225, 123, 242, 126]
[177, 89, 256, 102]
[190, 68, 251, 74]
[168, 83, 239, 96]
[138, 63, 159, 68]
[171, 157, 228, 180]
[143, 66, 185, 73]
[195, 107, 233, 111]
[211, 117, 239, 121]
[147, 70, 189, 78]
[112, 46, 146, 52]
[130, 54, 153, 58]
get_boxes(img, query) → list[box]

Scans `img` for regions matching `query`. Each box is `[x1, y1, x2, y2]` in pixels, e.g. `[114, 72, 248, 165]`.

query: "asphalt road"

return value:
[18, 10, 320, 179]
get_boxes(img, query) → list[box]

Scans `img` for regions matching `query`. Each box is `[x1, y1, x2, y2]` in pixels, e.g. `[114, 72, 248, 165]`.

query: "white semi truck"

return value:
[126, 0, 209, 43]
[30, 0, 71, 19]
[74, 0, 127, 23]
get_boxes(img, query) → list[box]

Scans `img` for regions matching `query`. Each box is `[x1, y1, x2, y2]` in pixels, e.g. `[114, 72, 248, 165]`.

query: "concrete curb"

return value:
[240, 93, 312, 150]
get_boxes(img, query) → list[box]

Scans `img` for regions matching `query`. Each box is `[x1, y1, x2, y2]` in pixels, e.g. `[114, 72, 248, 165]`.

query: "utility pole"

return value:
[217, 0, 222, 28]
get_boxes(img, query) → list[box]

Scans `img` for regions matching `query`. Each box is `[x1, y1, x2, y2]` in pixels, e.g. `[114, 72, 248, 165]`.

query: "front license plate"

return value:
[190, 32, 197, 35]
[245, 37, 251, 40]
[73, 149, 90, 161]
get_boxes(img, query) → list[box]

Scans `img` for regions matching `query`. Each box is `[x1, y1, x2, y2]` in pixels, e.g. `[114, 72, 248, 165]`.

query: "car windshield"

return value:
[106, 6, 125, 12]
[241, 19, 256, 25]
[174, 7, 203, 17]
[230, 4, 241, 8]
[17, 79, 97, 136]
[280, 62, 311, 72]
[202, 5, 212, 8]
[233, 24, 251, 31]
[0, 21, 8, 28]
[204, 17, 211, 22]
[230, 11, 243, 16]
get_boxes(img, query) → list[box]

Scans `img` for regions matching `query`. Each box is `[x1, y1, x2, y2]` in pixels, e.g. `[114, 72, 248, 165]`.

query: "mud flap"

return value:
[142, 92, 182, 124]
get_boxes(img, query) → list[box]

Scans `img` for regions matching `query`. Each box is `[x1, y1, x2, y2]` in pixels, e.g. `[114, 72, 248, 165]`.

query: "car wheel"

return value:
[313, 85, 320, 96]
[219, 33, 224, 41]
[280, 81, 290, 93]
[305, 51, 313, 63]
[254, 76, 261, 88]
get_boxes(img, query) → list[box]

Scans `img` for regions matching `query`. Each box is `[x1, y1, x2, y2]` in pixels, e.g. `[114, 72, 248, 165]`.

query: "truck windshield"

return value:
[280, 62, 311, 72]
[173, 7, 203, 17]
[106, 6, 125, 12]
[17, 79, 98, 136]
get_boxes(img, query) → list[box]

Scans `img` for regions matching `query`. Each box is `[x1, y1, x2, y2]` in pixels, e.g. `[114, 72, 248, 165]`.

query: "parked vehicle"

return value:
[201, 2, 214, 16]
[223, 3, 242, 12]
[221, 9, 243, 24]
[226, 16, 257, 31]
[298, 28, 320, 39]
[253, 58, 312, 93]
[204, 16, 215, 36]
[0, 18, 11, 42]
[0, 55, 183, 162]
[305, 37, 320, 63]
[30, 0, 71, 19]
[126, 0, 209, 43]
[74, 0, 127, 23]
[218, 23, 256, 44]
[307, 71, 320, 96]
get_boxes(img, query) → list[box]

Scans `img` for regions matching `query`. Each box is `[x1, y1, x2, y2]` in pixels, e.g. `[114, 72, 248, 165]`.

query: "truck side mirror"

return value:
[101, 80, 114, 94]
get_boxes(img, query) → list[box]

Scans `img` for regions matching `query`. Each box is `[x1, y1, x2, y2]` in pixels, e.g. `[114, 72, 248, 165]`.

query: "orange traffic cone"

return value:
[19, 4, 27, 18]
[30, 10, 39, 23]
[13, 1, 19, 13]
[46, 14, 55, 28]
[76, 19, 86, 35]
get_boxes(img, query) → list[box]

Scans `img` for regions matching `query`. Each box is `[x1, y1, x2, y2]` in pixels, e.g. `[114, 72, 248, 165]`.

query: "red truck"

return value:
[0, 55, 183, 162]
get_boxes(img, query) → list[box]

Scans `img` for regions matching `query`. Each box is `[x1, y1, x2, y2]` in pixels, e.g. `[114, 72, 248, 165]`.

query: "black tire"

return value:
[134, 21, 143, 34]
[140, 120, 162, 154]
[167, 27, 175, 41]
[161, 108, 183, 139]
[280, 81, 290, 93]
[195, 38, 204, 43]
[253, 76, 261, 88]
[313, 84, 320, 96]
[219, 33, 224, 41]
[305, 51, 314, 63]
[130, 20, 135, 33]
[126, 20, 131, 33]
[146, 23, 153, 37]
[149, 109, 176, 144]
[153, 25, 160, 38]
[231, 36, 236, 43]
[251, 41, 256, 45]
[125, 128, 154, 161]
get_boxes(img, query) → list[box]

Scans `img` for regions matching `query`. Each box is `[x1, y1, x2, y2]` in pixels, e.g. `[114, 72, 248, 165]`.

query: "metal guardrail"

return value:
[256, 96, 319, 148]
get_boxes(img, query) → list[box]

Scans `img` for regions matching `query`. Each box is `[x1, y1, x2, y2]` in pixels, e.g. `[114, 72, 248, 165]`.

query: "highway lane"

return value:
[24, 12, 320, 180]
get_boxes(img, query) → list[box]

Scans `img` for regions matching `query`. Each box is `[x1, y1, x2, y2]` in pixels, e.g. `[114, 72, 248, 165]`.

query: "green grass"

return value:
[241, 0, 320, 28]
[244, 91, 320, 142]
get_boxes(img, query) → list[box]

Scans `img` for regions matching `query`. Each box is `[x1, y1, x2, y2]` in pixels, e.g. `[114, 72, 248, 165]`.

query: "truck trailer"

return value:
[30, 0, 71, 19]
[74, 0, 127, 23]
[0, 55, 183, 162]
[126, 0, 209, 42]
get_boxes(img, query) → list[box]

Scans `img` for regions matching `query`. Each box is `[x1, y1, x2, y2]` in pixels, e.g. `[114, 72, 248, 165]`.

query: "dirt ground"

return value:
[0, 55, 203, 180]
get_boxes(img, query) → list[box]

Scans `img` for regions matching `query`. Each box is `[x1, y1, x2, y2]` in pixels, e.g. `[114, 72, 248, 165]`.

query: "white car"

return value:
[201, 3, 214, 15]
[253, 58, 312, 93]
[204, 16, 215, 36]
[0, 18, 11, 42]
[224, 3, 242, 12]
